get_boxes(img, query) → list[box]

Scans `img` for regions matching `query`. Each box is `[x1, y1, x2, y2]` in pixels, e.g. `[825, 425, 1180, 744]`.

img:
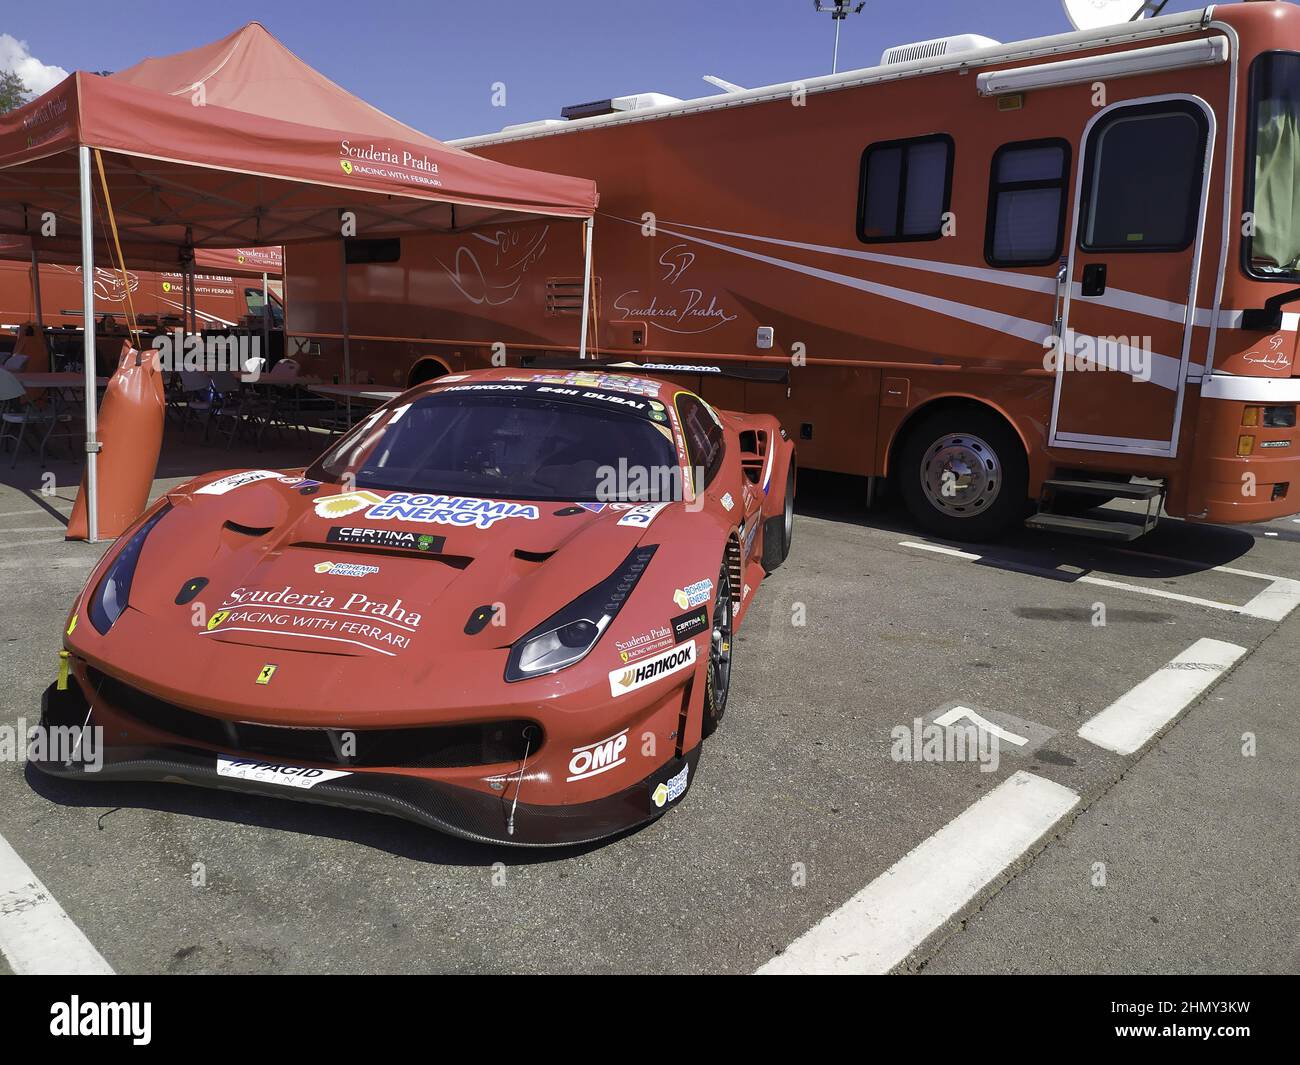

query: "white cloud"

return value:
[0, 33, 69, 97]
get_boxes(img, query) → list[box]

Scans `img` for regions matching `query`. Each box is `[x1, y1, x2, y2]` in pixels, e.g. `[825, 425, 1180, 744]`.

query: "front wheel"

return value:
[897, 409, 1028, 542]
[701, 560, 733, 738]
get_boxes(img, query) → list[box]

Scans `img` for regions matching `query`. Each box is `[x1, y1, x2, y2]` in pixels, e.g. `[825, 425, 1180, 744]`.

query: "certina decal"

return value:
[617, 502, 669, 528]
[201, 586, 424, 655]
[314, 560, 380, 577]
[195, 470, 282, 496]
[567, 728, 629, 782]
[608, 641, 697, 697]
[652, 763, 690, 808]
[671, 606, 709, 643]
[216, 758, 351, 790]
[327, 526, 446, 552]
[672, 579, 713, 611]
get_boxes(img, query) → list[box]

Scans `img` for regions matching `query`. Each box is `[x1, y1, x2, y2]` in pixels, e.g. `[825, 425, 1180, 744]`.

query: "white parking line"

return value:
[899, 540, 1300, 622]
[1077, 638, 1247, 756]
[756, 771, 1079, 975]
[0, 833, 114, 975]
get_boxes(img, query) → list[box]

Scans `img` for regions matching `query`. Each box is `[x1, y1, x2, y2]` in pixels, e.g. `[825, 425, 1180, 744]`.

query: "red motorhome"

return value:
[1, 248, 284, 332]
[285, 2, 1300, 540]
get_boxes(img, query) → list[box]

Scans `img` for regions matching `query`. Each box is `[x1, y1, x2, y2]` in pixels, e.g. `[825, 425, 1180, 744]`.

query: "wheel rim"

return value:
[710, 567, 733, 716]
[919, 432, 1002, 518]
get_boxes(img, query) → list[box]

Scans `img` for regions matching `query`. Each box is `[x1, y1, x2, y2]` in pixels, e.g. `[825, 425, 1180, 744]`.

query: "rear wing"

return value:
[520, 355, 790, 385]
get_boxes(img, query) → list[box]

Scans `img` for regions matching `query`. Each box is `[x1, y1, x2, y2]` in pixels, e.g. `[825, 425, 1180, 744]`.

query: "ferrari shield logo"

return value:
[207, 610, 230, 631]
[256, 664, 277, 685]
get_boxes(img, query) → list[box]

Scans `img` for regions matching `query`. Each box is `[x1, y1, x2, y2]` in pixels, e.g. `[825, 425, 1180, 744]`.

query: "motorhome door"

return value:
[1050, 96, 1215, 458]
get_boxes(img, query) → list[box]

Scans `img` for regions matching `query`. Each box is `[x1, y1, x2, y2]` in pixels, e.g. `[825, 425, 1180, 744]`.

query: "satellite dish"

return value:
[1061, 0, 1151, 31]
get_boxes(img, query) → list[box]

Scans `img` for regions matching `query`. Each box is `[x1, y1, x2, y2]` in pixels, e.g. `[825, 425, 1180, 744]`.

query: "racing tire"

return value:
[701, 560, 733, 739]
[761, 460, 796, 572]
[897, 408, 1029, 543]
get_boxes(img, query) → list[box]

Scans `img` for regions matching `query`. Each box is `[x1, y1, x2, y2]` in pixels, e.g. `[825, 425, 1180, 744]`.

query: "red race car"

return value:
[35, 364, 796, 846]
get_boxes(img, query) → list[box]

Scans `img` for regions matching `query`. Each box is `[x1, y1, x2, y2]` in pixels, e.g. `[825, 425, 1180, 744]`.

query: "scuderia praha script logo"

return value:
[608, 641, 696, 697]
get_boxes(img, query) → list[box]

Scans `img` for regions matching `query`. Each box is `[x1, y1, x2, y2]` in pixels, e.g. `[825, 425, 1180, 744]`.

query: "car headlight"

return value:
[88, 504, 172, 635]
[505, 545, 657, 682]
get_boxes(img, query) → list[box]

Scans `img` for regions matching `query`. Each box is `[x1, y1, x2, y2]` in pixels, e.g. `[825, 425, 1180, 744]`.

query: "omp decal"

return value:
[327, 527, 446, 552]
[673, 579, 713, 611]
[608, 641, 696, 697]
[651, 763, 690, 808]
[216, 758, 351, 790]
[617, 502, 669, 528]
[195, 470, 282, 496]
[567, 728, 629, 782]
[314, 490, 386, 518]
[314, 560, 380, 577]
[671, 606, 709, 643]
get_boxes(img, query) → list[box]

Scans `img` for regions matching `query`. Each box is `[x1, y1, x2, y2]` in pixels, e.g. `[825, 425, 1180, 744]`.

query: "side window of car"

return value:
[677, 395, 725, 492]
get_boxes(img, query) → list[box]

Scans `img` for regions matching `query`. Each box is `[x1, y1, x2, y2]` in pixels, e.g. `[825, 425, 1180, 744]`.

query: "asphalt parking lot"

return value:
[1, 445, 1297, 975]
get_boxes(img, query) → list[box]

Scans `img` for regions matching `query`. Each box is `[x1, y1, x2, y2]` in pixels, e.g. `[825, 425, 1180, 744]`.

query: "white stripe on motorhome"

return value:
[625, 217, 1183, 388]
[898, 541, 1300, 621]
[756, 771, 1079, 974]
[624, 219, 1054, 345]
[0, 832, 114, 974]
[1077, 638, 1246, 755]
[637, 217, 1297, 334]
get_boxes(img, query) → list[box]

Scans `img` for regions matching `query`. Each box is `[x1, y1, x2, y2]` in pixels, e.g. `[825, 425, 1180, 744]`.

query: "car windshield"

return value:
[308, 388, 682, 503]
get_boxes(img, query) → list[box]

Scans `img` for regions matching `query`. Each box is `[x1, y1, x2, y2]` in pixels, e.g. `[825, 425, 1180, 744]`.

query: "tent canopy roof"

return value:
[0, 23, 596, 269]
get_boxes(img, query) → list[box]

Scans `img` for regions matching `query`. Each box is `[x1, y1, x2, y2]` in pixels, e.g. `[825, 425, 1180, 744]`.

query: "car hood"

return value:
[125, 475, 670, 664]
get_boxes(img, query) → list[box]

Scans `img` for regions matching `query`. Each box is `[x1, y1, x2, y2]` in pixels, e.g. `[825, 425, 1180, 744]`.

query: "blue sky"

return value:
[3, 1, 1242, 140]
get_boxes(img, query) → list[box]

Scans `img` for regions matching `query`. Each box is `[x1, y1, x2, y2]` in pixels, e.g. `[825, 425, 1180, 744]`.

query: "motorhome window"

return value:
[1245, 52, 1300, 281]
[985, 140, 1069, 267]
[857, 134, 954, 243]
[1079, 104, 1207, 253]
[243, 288, 283, 326]
[344, 238, 401, 264]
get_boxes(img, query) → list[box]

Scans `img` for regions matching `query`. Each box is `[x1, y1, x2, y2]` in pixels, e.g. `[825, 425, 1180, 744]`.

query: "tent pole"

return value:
[340, 240, 351, 420]
[30, 249, 44, 331]
[578, 217, 594, 360]
[261, 271, 270, 369]
[78, 146, 100, 544]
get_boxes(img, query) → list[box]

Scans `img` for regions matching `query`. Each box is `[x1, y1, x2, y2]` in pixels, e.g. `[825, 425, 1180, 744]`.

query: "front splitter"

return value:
[32, 681, 700, 848]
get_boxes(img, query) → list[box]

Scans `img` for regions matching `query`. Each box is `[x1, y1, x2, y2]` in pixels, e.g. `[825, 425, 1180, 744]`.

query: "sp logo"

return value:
[567, 729, 629, 782]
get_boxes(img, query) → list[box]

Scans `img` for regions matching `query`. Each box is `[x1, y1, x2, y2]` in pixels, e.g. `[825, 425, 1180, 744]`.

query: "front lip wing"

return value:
[32, 682, 697, 848]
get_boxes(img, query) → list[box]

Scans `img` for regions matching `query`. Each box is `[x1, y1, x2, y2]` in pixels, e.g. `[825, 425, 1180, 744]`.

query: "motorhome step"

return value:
[1043, 479, 1162, 500]
[1024, 512, 1151, 541]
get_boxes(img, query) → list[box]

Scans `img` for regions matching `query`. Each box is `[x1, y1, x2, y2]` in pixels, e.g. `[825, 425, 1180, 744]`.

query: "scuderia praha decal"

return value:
[202, 586, 422, 655]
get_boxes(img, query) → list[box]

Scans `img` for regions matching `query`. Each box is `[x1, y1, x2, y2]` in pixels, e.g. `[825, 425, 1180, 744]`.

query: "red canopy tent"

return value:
[0, 23, 598, 540]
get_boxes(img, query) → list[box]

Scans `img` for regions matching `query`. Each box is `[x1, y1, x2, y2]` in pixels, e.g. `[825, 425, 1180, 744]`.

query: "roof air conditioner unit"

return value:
[880, 34, 1001, 66]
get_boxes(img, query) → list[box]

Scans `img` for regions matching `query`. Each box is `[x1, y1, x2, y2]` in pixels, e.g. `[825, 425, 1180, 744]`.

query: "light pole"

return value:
[814, 1, 866, 75]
